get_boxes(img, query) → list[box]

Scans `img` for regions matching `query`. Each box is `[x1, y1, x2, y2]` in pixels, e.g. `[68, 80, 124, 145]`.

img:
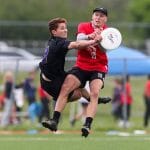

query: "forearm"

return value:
[68, 40, 96, 49]
[77, 32, 97, 41]
[77, 33, 89, 40]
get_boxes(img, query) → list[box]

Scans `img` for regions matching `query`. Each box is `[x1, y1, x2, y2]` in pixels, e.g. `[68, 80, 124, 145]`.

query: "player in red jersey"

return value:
[75, 9, 108, 72]
[143, 75, 150, 127]
[44, 7, 109, 137]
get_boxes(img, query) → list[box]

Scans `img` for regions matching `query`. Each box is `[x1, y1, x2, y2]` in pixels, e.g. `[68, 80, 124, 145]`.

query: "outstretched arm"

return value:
[68, 39, 96, 50]
[68, 32, 102, 50]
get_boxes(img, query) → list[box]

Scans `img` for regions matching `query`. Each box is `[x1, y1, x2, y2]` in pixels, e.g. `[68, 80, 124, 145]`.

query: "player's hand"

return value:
[94, 28, 102, 35]
[87, 32, 96, 40]
[94, 33, 102, 42]
[93, 28, 103, 42]
[88, 28, 103, 41]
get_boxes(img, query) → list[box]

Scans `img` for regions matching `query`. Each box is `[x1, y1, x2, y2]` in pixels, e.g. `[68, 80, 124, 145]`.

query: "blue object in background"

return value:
[107, 46, 150, 76]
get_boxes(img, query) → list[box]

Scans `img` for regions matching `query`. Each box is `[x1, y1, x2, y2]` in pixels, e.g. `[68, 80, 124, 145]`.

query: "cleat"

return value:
[42, 119, 58, 131]
[98, 97, 111, 104]
[81, 126, 90, 138]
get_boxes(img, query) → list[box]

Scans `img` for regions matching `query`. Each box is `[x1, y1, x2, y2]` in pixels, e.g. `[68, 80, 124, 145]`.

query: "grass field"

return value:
[0, 133, 150, 150]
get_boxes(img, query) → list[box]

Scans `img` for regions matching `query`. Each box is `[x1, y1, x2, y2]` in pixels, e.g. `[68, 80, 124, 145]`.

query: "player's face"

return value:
[92, 12, 107, 28]
[52, 23, 68, 38]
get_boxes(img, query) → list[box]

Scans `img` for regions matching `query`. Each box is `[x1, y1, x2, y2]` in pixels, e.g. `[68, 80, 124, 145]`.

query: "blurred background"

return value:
[0, 0, 149, 55]
[0, 0, 150, 134]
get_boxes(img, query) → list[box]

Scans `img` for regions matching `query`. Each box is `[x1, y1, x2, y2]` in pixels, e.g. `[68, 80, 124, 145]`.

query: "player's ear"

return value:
[104, 17, 107, 23]
[52, 29, 57, 36]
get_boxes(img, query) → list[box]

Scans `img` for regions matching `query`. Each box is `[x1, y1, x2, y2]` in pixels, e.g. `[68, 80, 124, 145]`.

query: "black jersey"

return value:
[39, 37, 71, 80]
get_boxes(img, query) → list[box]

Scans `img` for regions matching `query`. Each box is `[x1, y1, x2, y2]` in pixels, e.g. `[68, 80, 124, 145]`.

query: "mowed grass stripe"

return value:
[0, 136, 150, 142]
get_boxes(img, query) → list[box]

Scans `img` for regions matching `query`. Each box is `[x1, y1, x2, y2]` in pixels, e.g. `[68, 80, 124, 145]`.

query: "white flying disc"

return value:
[100, 27, 122, 50]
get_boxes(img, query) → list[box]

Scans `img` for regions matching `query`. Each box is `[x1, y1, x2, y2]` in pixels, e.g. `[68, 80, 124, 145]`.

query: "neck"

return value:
[91, 21, 103, 29]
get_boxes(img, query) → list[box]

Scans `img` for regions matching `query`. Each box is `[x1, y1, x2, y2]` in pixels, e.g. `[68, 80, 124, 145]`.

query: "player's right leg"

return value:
[81, 79, 103, 137]
[40, 74, 66, 131]
[46, 74, 81, 131]
[42, 119, 58, 131]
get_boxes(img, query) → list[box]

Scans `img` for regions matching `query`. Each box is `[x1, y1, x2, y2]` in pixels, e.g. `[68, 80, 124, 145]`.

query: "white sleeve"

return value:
[76, 33, 88, 41]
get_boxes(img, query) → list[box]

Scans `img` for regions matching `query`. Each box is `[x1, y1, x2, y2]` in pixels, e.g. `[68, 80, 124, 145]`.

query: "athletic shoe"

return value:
[98, 97, 111, 104]
[81, 126, 90, 138]
[41, 119, 58, 131]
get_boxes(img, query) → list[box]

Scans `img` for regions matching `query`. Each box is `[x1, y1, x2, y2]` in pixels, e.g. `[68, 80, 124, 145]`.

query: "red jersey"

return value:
[75, 22, 108, 72]
[121, 82, 133, 104]
[144, 80, 150, 98]
[38, 86, 48, 99]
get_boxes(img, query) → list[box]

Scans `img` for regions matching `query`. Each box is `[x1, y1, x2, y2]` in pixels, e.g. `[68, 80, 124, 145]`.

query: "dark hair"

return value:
[48, 18, 67, 35]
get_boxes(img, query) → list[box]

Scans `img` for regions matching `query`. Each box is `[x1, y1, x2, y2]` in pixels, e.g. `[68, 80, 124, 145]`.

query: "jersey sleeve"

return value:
[58, 39, 72, 53]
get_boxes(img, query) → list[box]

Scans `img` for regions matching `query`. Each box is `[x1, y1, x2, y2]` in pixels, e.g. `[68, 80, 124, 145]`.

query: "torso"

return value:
[75, 22, 108, 72]
[39, 37, 71, 80]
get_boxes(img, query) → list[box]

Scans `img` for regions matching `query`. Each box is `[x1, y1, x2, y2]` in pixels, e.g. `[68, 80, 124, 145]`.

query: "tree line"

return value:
[0, 0, 149, 48]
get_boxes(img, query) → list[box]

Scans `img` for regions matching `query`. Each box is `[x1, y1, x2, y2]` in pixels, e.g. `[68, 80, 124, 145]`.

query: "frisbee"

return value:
[100, 27, 122, 50]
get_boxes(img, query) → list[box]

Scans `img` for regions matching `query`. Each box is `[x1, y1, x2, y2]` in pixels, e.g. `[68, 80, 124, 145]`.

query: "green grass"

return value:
[0, 133, 150, 150]
[0, 74, 150, 149]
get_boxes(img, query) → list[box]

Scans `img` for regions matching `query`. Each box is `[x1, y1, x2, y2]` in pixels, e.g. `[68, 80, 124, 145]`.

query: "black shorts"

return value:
[68, 67, 106, 88]
[40, 73, 73, 100]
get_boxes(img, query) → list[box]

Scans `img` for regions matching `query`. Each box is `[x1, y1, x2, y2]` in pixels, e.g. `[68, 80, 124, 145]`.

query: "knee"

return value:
[75, 89, 82, 98]
[90, 91, 99, 100]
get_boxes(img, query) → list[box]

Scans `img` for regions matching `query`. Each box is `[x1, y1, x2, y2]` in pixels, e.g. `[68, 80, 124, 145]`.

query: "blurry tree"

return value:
[0, 0, 129, 22]
[0, 0, 149, 49]
[128, 0, 150, 39]
[129, 0, 150, 22]
[0, 0, 130, 40]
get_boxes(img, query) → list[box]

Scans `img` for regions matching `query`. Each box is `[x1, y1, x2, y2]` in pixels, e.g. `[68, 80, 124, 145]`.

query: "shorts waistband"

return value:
[41, 73, 51, 82]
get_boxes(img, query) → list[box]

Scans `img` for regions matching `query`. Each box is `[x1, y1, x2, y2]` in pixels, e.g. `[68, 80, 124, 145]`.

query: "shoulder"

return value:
[47, 38, 56, 48]
[78, 22, 92, 33]
[58, 38, 71, 46]
[49, 37, 69, 48]
[78, 22, 91, 27]
[58, 38, 72, 51]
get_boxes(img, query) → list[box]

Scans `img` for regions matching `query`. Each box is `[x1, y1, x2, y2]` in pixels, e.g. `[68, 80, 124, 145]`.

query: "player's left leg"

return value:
[81, 79, 103, 137]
